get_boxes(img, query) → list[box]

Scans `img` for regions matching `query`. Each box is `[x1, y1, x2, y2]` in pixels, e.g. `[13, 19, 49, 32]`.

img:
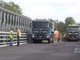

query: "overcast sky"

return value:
[4, 0, 80, 23]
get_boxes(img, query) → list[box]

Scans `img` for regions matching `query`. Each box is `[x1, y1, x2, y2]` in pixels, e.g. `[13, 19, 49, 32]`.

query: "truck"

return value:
[65, 24, 80, 41]
[30, 19, 54, 43]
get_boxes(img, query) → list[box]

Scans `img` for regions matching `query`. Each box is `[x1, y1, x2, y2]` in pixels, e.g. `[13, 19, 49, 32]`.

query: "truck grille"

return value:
[69, 35, 78, 38]
[35, 33, 47, 38]
[68, 34, 79, 40]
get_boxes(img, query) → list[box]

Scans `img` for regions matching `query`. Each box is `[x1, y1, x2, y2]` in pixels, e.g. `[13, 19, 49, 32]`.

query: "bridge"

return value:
[0, 7, 32, 46]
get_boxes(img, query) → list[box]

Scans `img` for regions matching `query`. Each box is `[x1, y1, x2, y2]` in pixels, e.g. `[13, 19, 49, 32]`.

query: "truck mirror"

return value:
[30, 23, 31, 28]
[51, 31, 54, 33]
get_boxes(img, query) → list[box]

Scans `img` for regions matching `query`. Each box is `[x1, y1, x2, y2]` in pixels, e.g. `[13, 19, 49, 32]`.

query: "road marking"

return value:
[74, 48, 80, 53]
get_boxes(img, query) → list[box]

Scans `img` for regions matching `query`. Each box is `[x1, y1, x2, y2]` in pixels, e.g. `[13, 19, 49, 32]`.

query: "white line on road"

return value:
[74, 48, 80, 53]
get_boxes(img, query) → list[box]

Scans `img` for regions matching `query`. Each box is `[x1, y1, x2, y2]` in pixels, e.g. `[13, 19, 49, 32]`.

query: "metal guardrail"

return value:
[0, 31, 27, 45]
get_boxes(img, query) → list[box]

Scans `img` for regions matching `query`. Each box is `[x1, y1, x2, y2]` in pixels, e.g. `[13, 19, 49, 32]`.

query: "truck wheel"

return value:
[51, 37, 54, 43]
[27, 36, 32, 43]
[48, 39, 50, 43]
[33, 40, 35, 43]
[33, 39, 37, 43]
[50, 37, 53, 43]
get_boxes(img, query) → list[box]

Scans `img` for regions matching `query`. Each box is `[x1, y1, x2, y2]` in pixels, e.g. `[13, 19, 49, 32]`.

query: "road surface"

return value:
[0, 42, 80, 60]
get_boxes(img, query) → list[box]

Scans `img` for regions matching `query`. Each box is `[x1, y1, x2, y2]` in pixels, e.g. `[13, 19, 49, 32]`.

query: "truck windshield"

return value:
[32, 22, 49, 29]
[68, 26, 79, 32]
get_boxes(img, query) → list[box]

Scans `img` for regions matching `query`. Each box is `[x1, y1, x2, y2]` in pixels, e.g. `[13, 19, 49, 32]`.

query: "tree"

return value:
[57, 22, 64, 32]
[57, 22, 65, 34]
[65, 17, 75, 25]
[8, 1, 22, 14]
[64, 17, 75, 33]
[0, 0, 22, 14]
[0, 0, 4, 7]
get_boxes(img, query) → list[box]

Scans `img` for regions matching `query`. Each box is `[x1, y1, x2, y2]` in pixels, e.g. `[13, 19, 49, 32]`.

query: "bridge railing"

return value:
[0, 31, 27, 45]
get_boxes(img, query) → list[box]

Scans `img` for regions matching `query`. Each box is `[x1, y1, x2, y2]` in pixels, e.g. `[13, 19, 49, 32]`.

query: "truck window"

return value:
[68, 26, 79, 32]
[32, 22, 49, 29]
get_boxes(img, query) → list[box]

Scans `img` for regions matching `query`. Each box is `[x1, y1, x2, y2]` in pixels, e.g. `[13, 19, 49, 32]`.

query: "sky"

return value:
[4, 0, 80, 23]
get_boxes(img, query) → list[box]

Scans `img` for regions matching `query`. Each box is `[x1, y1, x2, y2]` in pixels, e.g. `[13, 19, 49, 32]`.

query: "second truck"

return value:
[65, 24, 80, 41]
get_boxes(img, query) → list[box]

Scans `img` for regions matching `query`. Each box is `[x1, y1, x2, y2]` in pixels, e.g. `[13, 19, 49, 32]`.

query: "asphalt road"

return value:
[0, 42, 80, 60]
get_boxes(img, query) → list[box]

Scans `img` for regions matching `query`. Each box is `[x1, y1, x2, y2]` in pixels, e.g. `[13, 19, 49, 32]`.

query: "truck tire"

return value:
[48, 39, 50, 43]
[33, 39, 37, 43]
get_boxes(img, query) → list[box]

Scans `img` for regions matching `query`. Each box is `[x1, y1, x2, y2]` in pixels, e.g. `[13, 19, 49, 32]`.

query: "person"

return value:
[59, 33, 62, 42]
[16, 27, 21, 46]
[62, 33, 66, 41]
[53, 29, 59, 44]
[9, 29, 13, 46]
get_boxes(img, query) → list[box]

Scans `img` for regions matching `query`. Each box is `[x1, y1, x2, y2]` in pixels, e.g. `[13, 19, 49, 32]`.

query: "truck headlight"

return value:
[47, 35, 50, 38]
[68, 33, 71, 34]
[75, 33, 78, 34]
[32, 34, 35, 38]
[35, 31, 38, 33]
[42, 31, 47, 33]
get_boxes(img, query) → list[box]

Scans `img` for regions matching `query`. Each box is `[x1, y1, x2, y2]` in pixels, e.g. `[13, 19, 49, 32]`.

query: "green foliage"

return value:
[65, 17, 75, 25]
[57, 22, 65, 32]
[53, 17, 76, 35]
[64, 17, 75, 33]
[0, 0, 4, 7]
[0, 0, 22, 14]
